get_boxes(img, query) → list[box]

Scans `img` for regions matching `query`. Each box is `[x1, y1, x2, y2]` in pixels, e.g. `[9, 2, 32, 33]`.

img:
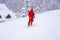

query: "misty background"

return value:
[0, 0, 60, 17]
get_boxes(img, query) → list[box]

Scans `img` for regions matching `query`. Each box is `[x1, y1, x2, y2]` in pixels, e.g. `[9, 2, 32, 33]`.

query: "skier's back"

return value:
[28, 8, 35, 26]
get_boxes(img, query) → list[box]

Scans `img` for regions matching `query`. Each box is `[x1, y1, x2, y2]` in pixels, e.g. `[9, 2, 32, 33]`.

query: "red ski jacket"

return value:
[28, 8, 34, 19]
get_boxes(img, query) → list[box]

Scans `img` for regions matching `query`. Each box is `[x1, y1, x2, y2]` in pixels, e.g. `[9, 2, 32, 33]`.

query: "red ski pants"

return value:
[28, 19, 34, 26]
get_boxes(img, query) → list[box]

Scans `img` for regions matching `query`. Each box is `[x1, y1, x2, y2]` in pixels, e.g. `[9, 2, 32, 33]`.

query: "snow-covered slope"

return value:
[0, 9, 60, 40]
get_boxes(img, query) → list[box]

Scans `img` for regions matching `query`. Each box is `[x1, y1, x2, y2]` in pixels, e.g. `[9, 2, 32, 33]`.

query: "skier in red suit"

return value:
[28, 8, 35, 26]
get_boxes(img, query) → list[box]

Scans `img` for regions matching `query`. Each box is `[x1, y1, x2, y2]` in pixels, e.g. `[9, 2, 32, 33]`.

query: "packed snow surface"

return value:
[0, 10, 60, 40]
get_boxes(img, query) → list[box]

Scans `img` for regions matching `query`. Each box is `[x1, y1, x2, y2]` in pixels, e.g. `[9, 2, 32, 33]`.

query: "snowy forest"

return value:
[0, 0, 60, 13]
[0, 0, 60, 19]
[0, 0, 60, 17]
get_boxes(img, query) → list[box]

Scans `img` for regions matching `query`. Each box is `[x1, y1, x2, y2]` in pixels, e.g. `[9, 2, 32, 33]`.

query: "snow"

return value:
[0, 9, 60, 40]
[0, 4, 9, 11]
[0, 4, 17, 22]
